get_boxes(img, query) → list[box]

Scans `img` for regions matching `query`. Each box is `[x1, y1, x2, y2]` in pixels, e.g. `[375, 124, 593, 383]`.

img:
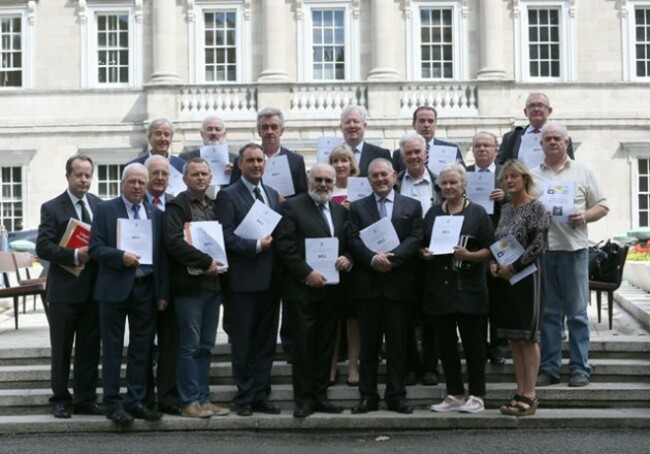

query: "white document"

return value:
[117, 218, 153, 265]
[359, 217, 400, 253]
[200, 144, 230, 186]
[347, 177, 372, 202]
[188, 221, 228, 271]
[234, 200, 282, 240]
[518, 133, 544, 169]
[429, 215, 464, 254]
[263, 154, 295, 197]
[490, 234, 537, 285]
[466, 172, 495, 215]
[167, 165, 187, 196]
[316, 136, 344, 163]
[427, 145, 458, 176]
[305, 237, 340, 285]
[404, 194, 433, 218]
[539, 181, 576, 223]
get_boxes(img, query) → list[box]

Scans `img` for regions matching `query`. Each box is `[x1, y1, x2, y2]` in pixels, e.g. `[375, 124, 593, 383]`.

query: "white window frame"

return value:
[0, 5, 35, 89]
[80, 3, 143, 88]
[513, 0, 576, 82]
[79, 147, 140, 199]
[0, 148, 36, 230]
[405, 1, 468, 81]
[623, 141, 650, 228]
[189, 1, 250, 84]
[297, 1, 359, 82]
[621, 0, 650, 81]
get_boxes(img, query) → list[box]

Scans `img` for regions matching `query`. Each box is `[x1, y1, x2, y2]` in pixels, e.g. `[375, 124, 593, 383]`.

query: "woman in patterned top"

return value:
[490, 159, 549, 416]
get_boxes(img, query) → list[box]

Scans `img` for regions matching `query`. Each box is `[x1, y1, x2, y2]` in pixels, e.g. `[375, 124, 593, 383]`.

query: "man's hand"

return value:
[157, 299, 168, 311]
[372, 252, 394, 273]
[260, 235, 273, 251]
[497, 265, 513, 281]
[225, 162, 234, 175]
[490, 188, 505, 202]
[122, 252, 140, 268]
[77, 246, 90, 265]
[420, 247, 434, 261]
[335, 255, 351, 271]
[204, 259, 224, 276]
[305, 270, 327, 287]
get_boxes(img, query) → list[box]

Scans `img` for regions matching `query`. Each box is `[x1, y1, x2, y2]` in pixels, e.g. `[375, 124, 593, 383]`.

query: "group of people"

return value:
[36, 92, 608, 426]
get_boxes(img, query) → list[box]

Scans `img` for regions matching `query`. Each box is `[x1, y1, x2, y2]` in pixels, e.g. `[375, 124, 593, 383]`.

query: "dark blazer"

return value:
[497, 125, 575, 165]
[127, 153, 186, 173]
[276, 193, 349, 302]
[392, 138, 464, 174]
[357, 142, 391, 177]
[89, 196, 169, 303]
[395, 168, 443, 206]
[215, 179, 282, 293]
[36, 191, 102, 304]
[229, 146, 308, 196]
[347, 193, 423, 302]
[466, 163, 504, 229]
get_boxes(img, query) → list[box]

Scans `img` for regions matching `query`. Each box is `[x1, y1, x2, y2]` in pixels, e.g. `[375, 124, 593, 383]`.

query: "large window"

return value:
[311, 9, 345, 80]
[0, 16, 21, 87]
[514, 1, 575, 82]
[638, 158, 650, 227]
[96, 13, 130, 84]
[0, 166, 23, 231]
[419, 7, 453, 79]
[203, 11, 237, 82]
[623, 2, 650, 80]
[97, 164, 126, 199]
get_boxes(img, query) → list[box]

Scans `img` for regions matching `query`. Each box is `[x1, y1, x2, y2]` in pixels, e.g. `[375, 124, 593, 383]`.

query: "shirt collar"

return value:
[405, 168, 432, 184]
[374, 189, 395, 203]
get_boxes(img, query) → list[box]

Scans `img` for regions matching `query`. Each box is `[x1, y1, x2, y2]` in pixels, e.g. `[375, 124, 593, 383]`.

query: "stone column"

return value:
[367, 0, 398, 81]
[257, 0, 290, 81]
[476, 0, 506, 80]
[148, 0, 180, 84]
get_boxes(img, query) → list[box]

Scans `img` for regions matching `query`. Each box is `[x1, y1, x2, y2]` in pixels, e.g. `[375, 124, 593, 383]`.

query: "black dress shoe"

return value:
[235, 405, 253, 417]
[73, 402, 105, 415]
[252, 400, 281, 414]
[386, 398, 413, 414]
[421, 372, 439, 386]
[127, 403, 162, 421]
[107, 409, 134, 427]
[313, 400, 344, 414]
[293, 403, 313, 418]
[52, 403, 71, 419]
[405, 371, 418, 386]
[158, 404, 181, 415]
[351, 398, 379, 414]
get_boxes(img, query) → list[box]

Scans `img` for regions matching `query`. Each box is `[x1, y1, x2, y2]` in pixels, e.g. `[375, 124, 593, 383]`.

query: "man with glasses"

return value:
[497, 93, 575, 165]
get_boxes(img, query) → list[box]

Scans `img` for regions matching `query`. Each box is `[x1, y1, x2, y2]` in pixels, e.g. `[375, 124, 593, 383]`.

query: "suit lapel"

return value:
[60, 192, 80, 221]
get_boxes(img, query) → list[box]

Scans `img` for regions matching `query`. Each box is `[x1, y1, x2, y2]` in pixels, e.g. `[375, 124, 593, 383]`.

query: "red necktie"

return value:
[153, 197, 161, 206]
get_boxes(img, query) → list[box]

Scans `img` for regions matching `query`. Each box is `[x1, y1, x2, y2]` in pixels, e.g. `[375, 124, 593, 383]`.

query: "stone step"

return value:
[1, 358, 649, 390]
[2, 408, 650, 435]
[2, 382, 649, 416]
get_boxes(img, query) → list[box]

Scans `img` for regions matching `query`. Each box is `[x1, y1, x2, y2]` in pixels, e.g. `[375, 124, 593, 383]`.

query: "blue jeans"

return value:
[540, 249, 591, 378]
[175, 290, 221, 407]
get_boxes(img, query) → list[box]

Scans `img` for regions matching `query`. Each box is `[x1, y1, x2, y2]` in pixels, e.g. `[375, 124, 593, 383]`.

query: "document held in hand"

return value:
[184, 221, 228, 273]
[539, 181, 575, 223]
[234, 200, 282, 240]
[490, 234, 537, 285]
[305, 237, 339, 285]
[359, 217, 400, 253]
[59, 218, 91, 276]
[200, 144, 230, 186]
[316, 136, 344, 163]
[167, 165, 187, 196]
[263, 154, 295, 197]
[346, 177, 372, 202]
[427, 145, 458, 176]
[466, 172, 495, 215]
[429, 215, 464, 254]
[117, 218, 153, 265]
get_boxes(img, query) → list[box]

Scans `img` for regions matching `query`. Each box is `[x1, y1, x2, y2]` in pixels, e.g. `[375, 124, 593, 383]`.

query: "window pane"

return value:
[311, 9, 345, 80]
[527, 8, 561, 78]
[635, 7, 650, 78]
[419, 7, 453, 79]
[95, 13, 129, 84]
[203, 10, 238, 81]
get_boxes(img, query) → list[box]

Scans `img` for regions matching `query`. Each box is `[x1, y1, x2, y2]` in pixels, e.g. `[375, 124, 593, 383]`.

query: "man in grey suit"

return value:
[340, 105, 391, 176]
[36, 155, 104, 419]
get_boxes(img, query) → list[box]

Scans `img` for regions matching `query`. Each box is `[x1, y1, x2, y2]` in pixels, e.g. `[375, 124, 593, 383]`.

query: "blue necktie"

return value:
[133, 204, 141, 219]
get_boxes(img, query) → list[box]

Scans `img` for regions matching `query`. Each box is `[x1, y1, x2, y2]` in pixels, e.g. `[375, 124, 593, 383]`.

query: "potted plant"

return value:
[624, 240, 650, 293]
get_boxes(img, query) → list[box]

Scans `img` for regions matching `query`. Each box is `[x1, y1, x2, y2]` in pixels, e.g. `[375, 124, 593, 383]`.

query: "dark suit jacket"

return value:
[127, 153, 186, 173]
[215, 179, 282, 293]
[36, 191, 102, 304]
[497, 125, 575, 165]
[395, 168, 443, 206]
[466, 164, 504, 229]
[276, 193, 349, 302]
[229, 146, 308, 196]
[356, 142, 391, 177]
[347, 193, 423, 302]
[392, 138, 464, 174]
[89, 197, 169, 303]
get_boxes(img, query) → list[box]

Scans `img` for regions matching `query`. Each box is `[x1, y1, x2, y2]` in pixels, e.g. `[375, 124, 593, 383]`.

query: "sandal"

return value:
[501, 395, 538, 417]
[499, 394, 523, 414]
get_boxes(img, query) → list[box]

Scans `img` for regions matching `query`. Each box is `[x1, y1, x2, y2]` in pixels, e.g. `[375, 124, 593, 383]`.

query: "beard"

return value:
[308, 188, 333, 204]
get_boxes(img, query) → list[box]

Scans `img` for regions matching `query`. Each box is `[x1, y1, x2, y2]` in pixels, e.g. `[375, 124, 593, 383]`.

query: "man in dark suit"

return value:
[347, 158, 423, 414]
[394, 133, 441, 388]
[466, 131, 508, 365]
[340, 105, 391, 176]
[275, 163, 351, 418]
[36, 155, 104, 419]
[392, 106, 465, 174]
[215, 143, 283, 417]
[497, 92, 575, 165]
[127, 118, 186, 173]
[89, 163, 170, 426]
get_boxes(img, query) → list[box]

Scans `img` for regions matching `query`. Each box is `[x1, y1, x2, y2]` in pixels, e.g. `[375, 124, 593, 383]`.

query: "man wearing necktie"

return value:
[276, 163, 351, 418]
[340, 105, 391, 177]
[497, 92, 575, 165]
[89, 163, 170, 426]
[347, 158, 423, 414]
[36, 155, 104, 419]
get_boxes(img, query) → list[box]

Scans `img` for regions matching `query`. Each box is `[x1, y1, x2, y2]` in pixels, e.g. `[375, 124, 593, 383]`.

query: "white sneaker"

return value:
[458, 395, 484, 413]
[431, 395, 466, 412]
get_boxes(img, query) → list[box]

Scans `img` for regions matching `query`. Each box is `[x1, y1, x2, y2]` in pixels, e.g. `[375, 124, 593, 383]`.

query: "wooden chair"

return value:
[12, 251, 47, 312]
[0, 251, 48, 329]
[589, 241, 629, 329]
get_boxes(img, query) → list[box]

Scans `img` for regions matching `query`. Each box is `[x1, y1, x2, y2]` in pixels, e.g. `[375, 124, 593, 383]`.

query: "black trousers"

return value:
[48, 300, 100, 405]
[145, 299, 179, 409]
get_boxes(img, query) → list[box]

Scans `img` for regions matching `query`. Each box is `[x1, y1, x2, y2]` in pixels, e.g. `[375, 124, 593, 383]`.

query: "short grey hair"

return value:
[201, 115, 226, 131]
[399, 132, 426, 153]
[367, 157, 394, 174]
[257, 107, 285, 130]
[540, 122, 569, 141]
[147, 118, 174, 139]
[438, 162, 467, 188]
[308, 163, 336, 181]
[182, 157, 212, 177]
[121, 162, 149, 184]
[340, 105, 368, 124]
[144, 154, 169, 171]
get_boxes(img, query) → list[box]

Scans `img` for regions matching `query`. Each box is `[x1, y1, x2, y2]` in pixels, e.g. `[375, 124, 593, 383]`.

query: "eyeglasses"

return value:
[314, 177, 334, 184]
[526, 102, 549, 110]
